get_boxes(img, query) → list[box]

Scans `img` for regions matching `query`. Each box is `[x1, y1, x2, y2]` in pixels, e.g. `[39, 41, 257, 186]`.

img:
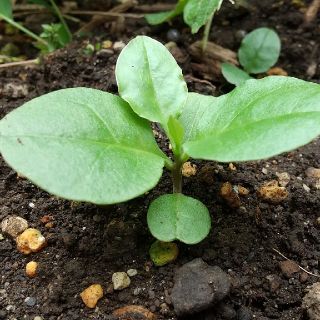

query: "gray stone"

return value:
[1, 216, 28, 238]
[237, 306, 253, 320]
[112, 272, 131, 290]
[171, 258, 231, 316]
[303, 282, 320, 320]
[24, 297, 36, 307]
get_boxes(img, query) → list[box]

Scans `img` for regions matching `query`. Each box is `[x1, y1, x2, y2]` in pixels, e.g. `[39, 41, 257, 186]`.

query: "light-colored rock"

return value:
[26, 261, 38, 278]
[112, 272, 131, 290]
[0, 233, 4, 241]
[34, 316, 43, 320]
[182, 162, 197, 177]
[16, 228, 46, 254]
[80, 284, 103, 309]
[127, 269, 138, 277]
[306, 167, 320, 179]
[1, 216, 28, 238]
[303, 282, 320, 320]
[258, 180, 288, 203]
[276, 172, 290, 187]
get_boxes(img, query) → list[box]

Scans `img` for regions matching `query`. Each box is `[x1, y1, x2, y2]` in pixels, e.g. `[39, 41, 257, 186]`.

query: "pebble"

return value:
[0, 234, 4, 241]
[16, 228, 46, 254]
[113, 41, 126, 51]
[112, 272, 131, 290]
[127, 269, 138, 277]
[34, 317, 43, 320]
[235, 29, 247, 41]
[220, 182, 241, 208]
[1, 216, 28, 238]
[279, 260, 300, 278]
[171, 258, 231, 316]
[257, 180, 288, 203]
[306, 167, 320, 179]
[26, 261, 38, 278]
[303, 282, 320, 320]
[276, 172, 290, 187]
[167, 29, 181, 42]
[237, 306, 253, 320]
[303, 184, 311, 192]
[182, 162, 197, 177]
[80, 284, 104, 309]
[24, 296, 36, 307]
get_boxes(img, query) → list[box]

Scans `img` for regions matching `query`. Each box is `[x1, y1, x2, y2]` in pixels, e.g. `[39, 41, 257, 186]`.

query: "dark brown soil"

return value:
[1, 0, 320, 319]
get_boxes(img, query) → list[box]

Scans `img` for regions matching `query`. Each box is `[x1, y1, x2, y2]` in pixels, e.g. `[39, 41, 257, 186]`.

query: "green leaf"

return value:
[149, 240, 179, 266]
[116, 36, 188, 125]
[183, 0, 223, 34]
[147, 194, 211, 244]
[239, 27, 281, 74]
[145, 0, 187, 25]
[167, 116, 184, 153]
[221, 63, 252, 86]
[0, 0, 13, 19]
[0, 88, 167, 204]
[180, 76, 320, 162]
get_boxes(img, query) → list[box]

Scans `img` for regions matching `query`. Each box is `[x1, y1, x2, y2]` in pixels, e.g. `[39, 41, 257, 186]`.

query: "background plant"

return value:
[1, 36, 320, 244]
[222, 27, 281, 86]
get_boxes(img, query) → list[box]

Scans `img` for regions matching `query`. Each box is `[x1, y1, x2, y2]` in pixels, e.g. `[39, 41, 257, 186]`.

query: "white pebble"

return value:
[127, 269, 138, 277]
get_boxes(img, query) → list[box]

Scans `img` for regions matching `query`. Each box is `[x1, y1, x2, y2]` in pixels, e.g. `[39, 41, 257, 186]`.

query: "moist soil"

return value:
[1, 0, 320, 319]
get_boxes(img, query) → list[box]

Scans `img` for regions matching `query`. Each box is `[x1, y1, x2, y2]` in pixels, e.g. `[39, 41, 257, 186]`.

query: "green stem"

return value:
[172, 157, 183, 193]
[0, 14, 48, 46]
[202, 13, 214, 52]
[49, 0, 72, 41]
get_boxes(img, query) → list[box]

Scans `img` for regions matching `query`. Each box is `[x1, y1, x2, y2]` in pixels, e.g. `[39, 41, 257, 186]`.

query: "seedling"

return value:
[0, 0, 71, 53]
[1, 36, 320, 244]
[145, 0, 224, 51]
[222, 27, 281, 86]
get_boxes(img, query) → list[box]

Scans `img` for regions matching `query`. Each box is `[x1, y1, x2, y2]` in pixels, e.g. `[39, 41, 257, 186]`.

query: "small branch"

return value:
[0, 59, 38, 69]
[304, 0, 320, 24]
[70, 10, 143, 19]
[272, 248, 320, 278]
[135, 3, 175, 12]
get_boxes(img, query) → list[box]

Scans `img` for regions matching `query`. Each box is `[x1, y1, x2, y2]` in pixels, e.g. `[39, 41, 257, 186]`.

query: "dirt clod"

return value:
[113, 305, 157, 319]
[257, 180, 288, 203]
[1, 216, 28, 239]
[279, 260, 300, 278]
[16, 228, 46, 254]
[303, 282, 320, 320]
[26, 261, 38, 278]
[220, 182, 241, 208]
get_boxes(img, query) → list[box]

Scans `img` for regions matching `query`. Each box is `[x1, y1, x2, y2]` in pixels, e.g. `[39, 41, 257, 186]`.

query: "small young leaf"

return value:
[145, 0, 187, 25]
[147, 194, 211, 244]
[167, 116, 184, 153]
[0, 88, 167, 204]
[180, 77, 320, 162]
[183, 0, 223, 34]
[239, 28, 281, 74]
[116, 36, 188, 125]
[0, 0, 13, 19]
[221, 62, 252, 86]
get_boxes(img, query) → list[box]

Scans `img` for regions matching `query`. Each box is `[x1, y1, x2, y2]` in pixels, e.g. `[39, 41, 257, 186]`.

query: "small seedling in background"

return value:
[145, 0, 224, 51]
[1, 36, 320, 246]
[222, 27, 281, 86]
[0, 0, 72, 53]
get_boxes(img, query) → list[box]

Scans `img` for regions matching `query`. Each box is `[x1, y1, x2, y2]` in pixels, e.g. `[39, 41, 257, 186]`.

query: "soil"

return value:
[1, 0, 320, 319]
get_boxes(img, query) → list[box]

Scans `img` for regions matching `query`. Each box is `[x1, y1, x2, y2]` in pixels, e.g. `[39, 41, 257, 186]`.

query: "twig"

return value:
[185, 75, 216, 91]
[272, 248, 320, 278]
[70, 10, 143, 19]
[0, 59, 38, 69]
[304, 0, 320, 24]
[134, 3, 175, 12]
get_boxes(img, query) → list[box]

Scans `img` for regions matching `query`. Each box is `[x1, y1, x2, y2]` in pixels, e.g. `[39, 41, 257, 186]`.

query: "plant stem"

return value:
[172, 158, 183, 193]
[202, 12, 214, 52]
[49, 0, 72, 41]
[0, 14, 48, 46]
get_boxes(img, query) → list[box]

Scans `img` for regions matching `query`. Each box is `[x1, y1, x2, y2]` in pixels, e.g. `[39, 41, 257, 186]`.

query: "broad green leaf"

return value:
[180, 76, 320, 162]
[0, 0, 13, 19]
[167, 116, 184, 152]
[147, 194, 211, 244]
[239, 28, 281, 74]
[183, 0, 223, 34]
[116, 36, 188, 125]
[145, 0, 187, 25]
[0, 88, 167, 204]
[221, 63, 252, 86]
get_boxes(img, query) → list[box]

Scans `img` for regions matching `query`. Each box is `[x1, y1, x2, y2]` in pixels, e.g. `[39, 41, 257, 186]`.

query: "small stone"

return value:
[113, 305, 156, 320]
[171, 258, 231, 316]
[24, 296, 36, 307]
[316, 217, 320, 226]
[258, 180, 288, 203]
[235, 30, 247, 41]
[0, 234, 4, 241]
[80, 284, 103, 308]
[127, 269, 138, 277]
[237, 306, 253, 320]
[262, 168, 268, 175]
[300, 272, 309, 283]
[237, 185, 249, 196]
[306, 167, 320, 179]
[303, 282, 320, 320]
[149, 241, 179, 267]
[267, 67, 288, 76]
[279, 260, 300, 278]
[34, 317, 43, 320]
[1, 216, 28, 238]
[303, 184, 311, 192]
[112, 272, 131, 290]
[40, 215, 52, 224]
[113, 41, 126, 51]
[167, 29, 181, 42]
[220, 182, 241, 208]
[266, 274, 281, 292]
[182, 162, 197, 177]
[228, 163, 236, 171]
[102, 40, 113, 49]
[16, 228, 46, 254]
[276, 172, 290, 187]
[26, 261, 38, 278]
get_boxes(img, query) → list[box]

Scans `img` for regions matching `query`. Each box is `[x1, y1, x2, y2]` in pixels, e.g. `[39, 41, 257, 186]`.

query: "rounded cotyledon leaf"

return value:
[115, 36, 188, 125]
[179, 76, 320, 162]
[0, 88, 167, 204]
[147, 193, 211, 244]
